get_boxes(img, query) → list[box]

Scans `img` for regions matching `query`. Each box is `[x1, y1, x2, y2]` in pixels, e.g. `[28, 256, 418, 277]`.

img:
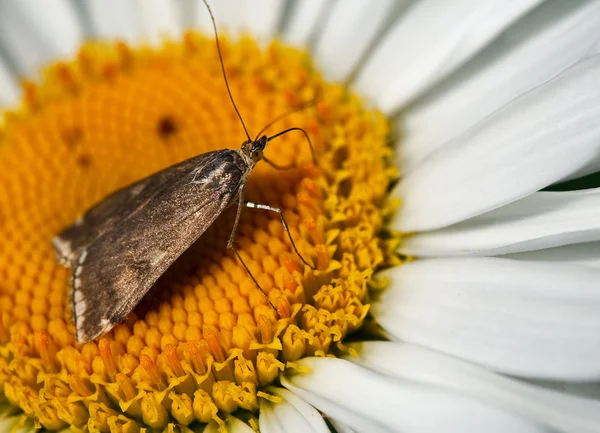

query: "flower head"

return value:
[0, 27, 396, 431]
[1, 1, 600, 432]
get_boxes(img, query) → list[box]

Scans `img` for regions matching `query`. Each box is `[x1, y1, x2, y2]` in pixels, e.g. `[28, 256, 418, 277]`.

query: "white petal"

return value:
[0, 0, 83, 75]
[0, 413, 20, 432]
[350, 341, 600, 433]
[193, 0, 230, 32]
[563, 382, 600, 399]
[375, 258, 600, 380]
[329, 419, 359, 433]
[135, 0, 183, 44]
[228, 417, 256, 433]
[353, 0, 543, 113]
[0, 58, 19, 106]
[504, 242, 600, 268]
[202, 422, 219, 433]
[228, 0, 283, 41]
[194, 0, 283, 41]
[591, 40, 600, 56]
[16, 0, 82, 57]
[283, 0, 328, 47]
[85, 0, 139, 43]
[394, 55, 600, 232]
[313, 0, 398, 82]
[282, 357, 546, 433]
[401, 0, 600, 171]
[0, 406, 34, 433]
[0, 13, 46, 76]
[402, 188, 600, 257]
[259, 387, 330, 433]
[203, 416, 255, 433]
[524, 379, 600, 400]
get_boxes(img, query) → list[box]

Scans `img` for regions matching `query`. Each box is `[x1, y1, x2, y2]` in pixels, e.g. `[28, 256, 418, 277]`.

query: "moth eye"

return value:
[252, 149, 263, 161]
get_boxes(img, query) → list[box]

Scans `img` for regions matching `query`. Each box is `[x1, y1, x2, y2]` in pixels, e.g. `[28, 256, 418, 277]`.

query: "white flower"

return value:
[1, 1, 600, 432]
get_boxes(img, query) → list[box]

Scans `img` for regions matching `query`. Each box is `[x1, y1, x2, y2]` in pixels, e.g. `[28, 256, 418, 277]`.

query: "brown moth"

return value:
[53, 0, 315, 344]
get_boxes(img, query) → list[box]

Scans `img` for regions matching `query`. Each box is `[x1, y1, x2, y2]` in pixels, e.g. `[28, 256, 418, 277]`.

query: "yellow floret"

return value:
[0, 32, 397, 431]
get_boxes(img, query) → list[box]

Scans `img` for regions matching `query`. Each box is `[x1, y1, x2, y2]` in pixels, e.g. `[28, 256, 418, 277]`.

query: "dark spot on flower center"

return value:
[62, 127, 83, 149]
[158, 116, 177, 138]
[76, 153, 93, 168]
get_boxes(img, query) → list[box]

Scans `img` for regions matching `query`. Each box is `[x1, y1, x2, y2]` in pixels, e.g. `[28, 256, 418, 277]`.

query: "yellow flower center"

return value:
[0, 33, 396, 431]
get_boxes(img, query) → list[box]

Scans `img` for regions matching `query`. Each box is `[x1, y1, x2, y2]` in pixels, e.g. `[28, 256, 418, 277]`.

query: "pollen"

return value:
[0, 32, 396, 431]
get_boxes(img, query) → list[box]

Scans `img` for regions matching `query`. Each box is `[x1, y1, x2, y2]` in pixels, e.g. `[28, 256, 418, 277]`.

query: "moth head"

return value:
[249, 135, 267, 163]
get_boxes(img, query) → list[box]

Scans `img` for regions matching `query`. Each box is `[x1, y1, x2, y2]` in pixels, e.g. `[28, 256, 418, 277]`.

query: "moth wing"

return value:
[53, 151, 222, 267]
[70, 150, 245, 343]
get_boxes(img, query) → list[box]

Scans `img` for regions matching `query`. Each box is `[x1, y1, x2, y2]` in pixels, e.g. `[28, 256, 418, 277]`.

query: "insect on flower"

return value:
[53, 0, 317, 344]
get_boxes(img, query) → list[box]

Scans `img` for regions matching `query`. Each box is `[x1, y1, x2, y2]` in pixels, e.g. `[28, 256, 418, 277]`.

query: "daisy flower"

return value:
[1, 0, 600, 432]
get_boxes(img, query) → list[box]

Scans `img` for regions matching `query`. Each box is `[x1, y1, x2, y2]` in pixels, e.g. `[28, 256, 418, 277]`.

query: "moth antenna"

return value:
[201, 0, 252, 141]
[267, 127, 318, 166]
[254, 99, 318, 141]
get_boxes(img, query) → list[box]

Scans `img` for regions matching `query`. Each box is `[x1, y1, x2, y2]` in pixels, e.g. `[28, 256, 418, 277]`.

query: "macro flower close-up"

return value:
[1, 0, 600, 432]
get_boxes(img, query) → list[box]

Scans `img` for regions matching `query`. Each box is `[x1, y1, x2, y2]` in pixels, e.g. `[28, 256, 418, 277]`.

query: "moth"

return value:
[53, 0, 315, 344]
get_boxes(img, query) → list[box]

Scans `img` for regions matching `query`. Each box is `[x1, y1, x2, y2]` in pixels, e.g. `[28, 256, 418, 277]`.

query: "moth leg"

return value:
[243, 201, 316, 270]
[227, 185, 246, 249]
[230, 243, 277, 311]
[226, 185, 278, 312]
